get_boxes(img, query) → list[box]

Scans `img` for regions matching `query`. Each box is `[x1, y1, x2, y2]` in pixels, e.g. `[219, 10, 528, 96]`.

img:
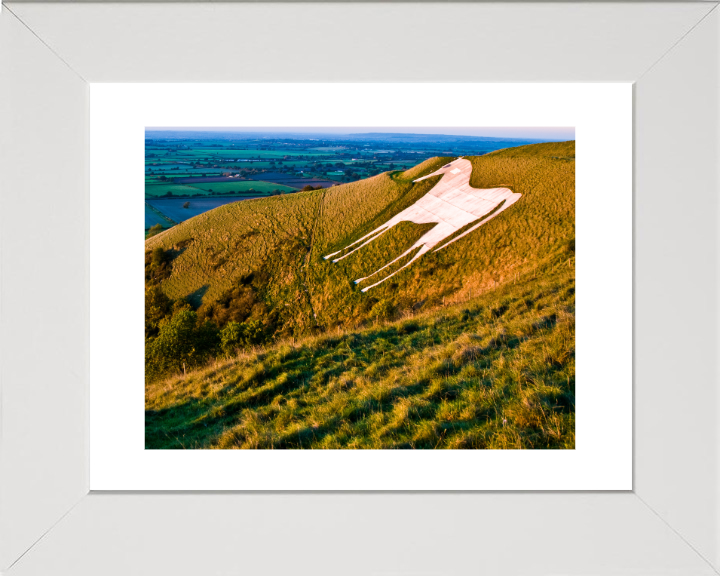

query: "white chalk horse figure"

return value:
[324, 157, 522, 292]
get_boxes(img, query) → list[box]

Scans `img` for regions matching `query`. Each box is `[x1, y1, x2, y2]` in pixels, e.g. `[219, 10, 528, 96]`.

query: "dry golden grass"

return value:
[146, 264, 575, 449]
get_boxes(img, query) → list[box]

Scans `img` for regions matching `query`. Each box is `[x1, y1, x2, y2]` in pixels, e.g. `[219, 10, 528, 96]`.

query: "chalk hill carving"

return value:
[324, 158, 522, 291]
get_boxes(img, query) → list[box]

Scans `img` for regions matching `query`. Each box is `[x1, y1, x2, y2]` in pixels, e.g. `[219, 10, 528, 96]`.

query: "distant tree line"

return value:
[158, 188, 288, 199]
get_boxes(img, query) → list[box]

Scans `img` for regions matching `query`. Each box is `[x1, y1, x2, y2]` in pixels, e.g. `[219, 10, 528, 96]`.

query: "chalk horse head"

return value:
[324, 157, 522, 292]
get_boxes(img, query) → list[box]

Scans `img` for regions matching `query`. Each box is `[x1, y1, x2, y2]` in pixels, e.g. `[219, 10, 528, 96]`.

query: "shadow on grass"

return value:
[145, 397, 211, 449]
[186, 284, 210, 308]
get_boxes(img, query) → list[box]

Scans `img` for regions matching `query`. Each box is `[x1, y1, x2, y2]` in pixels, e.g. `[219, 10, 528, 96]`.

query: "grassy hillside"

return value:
[145, 141, 575, 449]
[145, 156, 454, 336]
[146, 142, 574, 338]
[146, 264, 574, 449]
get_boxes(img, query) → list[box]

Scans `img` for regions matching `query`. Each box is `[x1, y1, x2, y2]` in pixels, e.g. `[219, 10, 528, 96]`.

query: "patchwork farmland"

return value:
[144, 130, 549, 236]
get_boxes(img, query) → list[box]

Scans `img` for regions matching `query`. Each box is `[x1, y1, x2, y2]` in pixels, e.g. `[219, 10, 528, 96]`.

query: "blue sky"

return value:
[148, 127, 575, 140]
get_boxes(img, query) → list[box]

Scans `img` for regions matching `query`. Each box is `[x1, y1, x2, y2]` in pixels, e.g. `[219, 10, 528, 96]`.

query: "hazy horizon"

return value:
[146, 127, 575, 141]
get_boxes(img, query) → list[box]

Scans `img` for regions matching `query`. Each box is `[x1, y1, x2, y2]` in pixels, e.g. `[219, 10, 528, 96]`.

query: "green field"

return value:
[161, 162, 278, 170]
[144, 142, 576, 449]
[145, 206, 171, 229]
[145, 184, 206, 198]
[190, 181, 298, 194]
[145, 181, 298, 198]
[148, 149, 331, 159]
[145, 161, 278, 183]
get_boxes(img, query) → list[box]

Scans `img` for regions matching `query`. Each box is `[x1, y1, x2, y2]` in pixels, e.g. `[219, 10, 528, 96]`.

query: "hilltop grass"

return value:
[146, 261, 574, 449]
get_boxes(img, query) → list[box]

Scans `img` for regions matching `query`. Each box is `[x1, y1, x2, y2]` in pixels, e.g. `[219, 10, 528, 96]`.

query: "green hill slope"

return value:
[146, 142, 574, 339]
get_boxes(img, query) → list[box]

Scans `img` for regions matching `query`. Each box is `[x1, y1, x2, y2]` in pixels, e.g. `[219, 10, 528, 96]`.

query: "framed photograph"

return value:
[89, 82, 630, 490]
[2, 2, 718, 575]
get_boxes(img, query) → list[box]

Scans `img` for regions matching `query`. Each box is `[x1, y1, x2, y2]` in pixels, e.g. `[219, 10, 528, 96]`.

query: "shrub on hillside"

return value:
[370, 299, 396, 321]
[172, 298, 192, 314]
[146, 223, 164, 239]
[219, 320, 264, 356]
[151, 247, 166, 267]
[145, 285, 172, 338]
[145, 247, 173, 284]
[145, 309, 219, 380]
[198, 283, 258, 326]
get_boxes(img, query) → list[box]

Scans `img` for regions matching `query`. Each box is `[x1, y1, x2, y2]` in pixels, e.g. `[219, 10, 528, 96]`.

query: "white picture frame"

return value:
[89, 82, 630, 491]
[1, 2, 718, 574]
